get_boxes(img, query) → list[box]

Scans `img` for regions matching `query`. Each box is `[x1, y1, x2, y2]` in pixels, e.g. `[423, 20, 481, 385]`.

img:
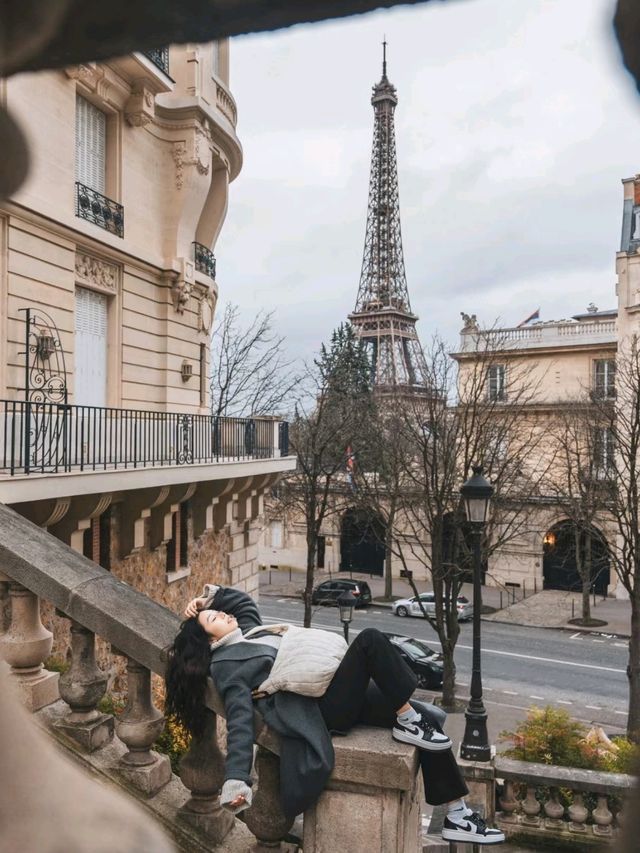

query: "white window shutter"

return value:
[75, 287, 108, 407]
[75, 95, 106, 195]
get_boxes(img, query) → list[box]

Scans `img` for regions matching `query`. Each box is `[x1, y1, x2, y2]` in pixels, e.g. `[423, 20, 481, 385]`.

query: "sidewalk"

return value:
[258, 567, 631, 638]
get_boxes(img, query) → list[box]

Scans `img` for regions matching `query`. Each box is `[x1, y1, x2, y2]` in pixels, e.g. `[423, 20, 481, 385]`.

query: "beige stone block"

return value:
[12, 668, 59, 712]
[118, 751, 172, 797]
[53, 712, 114, 753]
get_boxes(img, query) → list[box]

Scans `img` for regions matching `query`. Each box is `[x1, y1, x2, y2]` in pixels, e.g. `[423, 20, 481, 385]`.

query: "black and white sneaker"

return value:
[442, 812, 505, 845]
[392, 716, 452, 752]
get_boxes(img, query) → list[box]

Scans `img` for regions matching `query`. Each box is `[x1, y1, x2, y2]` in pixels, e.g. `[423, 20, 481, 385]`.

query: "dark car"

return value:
[311, 579, 372, 608]
[383, 632, 444, 689]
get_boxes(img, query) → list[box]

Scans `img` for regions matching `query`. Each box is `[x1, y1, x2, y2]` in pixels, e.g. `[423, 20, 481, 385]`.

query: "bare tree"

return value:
[381, 333, 551, 708]
[547, 400, 614, 624]
[591, 335, 640, 741]
[275, 325, 373, 627]
[210, 302, 300, 418]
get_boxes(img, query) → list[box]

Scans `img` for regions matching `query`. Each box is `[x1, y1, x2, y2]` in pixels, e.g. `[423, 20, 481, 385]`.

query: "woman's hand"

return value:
[229, 794, 246, 808]
[184, 597, 207, 618]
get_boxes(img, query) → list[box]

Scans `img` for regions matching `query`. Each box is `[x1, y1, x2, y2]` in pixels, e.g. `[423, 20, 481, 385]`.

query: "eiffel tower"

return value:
[349, 43, 429, 395]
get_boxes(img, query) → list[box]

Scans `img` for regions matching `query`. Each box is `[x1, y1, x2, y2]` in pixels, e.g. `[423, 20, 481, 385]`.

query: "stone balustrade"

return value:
[0, 502, 422, 853]
[458, 318, 617, 353]
[495, 756, 634, 847]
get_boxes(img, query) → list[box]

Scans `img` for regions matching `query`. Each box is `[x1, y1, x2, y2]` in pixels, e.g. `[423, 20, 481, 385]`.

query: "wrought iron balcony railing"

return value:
[75, 182, 124, 238]
[0, 399, 289, 475]
[193, 242, 216, 279]
[143, 47, 170, 75]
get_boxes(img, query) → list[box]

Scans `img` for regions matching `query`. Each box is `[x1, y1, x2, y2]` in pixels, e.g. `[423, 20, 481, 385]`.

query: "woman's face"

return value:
[197, 609, 238, 641]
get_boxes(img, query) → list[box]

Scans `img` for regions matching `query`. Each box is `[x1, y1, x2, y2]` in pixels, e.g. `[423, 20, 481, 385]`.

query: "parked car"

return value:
[311, 579, 372, 608]
[384, 632, 444, 689]
[391, 592, 473, 621]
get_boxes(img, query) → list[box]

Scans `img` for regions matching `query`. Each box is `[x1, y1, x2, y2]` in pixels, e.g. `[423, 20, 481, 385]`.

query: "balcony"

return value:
[75, 182, 124, 238]
[0, 400, 289, 477]
[193, 241, 216, 279]
[143, 47, 169, 76]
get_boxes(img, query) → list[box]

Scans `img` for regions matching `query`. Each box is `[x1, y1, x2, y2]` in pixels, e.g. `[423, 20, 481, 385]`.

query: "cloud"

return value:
[216, 0, 636, 363]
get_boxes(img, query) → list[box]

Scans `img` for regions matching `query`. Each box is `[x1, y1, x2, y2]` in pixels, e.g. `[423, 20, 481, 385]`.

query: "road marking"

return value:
[615, 711, 627, 716]
[557, 700, 572, 705]
[585, 705, 602, 710]
[372, 611, 383, 615]
[261, 611, 626, 675]
[570, 632, 582, 640]
[529, 695, 545, 700]
[502, 690, 518, 695]
[615, 643, 627, 648]
[592, 639, 605, 644]
[276, 599, 289, 603]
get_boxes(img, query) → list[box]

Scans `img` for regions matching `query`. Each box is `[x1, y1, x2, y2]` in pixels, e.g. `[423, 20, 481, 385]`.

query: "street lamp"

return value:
[459, 464, 494, 763]
[337, 589, 357, 643]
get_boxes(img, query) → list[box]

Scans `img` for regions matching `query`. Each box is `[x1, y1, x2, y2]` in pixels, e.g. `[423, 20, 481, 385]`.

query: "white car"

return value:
[391, 592, 473, 622]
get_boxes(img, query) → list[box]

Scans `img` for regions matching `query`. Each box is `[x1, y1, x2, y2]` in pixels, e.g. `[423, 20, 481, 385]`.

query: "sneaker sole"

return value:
[392, 728, 452, 752]
[441, 828, 505, 844]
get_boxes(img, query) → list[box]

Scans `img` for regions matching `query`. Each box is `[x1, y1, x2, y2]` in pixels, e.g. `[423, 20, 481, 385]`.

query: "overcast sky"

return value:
[215, 0, 640, 363]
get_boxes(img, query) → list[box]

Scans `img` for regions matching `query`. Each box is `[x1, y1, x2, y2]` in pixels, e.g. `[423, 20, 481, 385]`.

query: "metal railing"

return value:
[193, 242, 216, 279]
[75, 182, 124, 238]
[143, 47, 169, 75]
[0, 399, 289, 475]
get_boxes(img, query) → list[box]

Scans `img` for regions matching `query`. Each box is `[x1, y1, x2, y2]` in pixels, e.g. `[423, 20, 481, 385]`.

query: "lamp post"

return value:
[459, 464, 494, 763]
[337, 590, 357, 643]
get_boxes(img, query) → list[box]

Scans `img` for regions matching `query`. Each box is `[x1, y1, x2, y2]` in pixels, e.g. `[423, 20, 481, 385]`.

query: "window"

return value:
[75, 95, 106, 194]
[487, 364, 506, 401]
[211, 42, 220, 77]
[593, 359, 616, 400]
[166, 502, 189, 572]
[199, 343, 207, 406]
[270, 521, 283, 549]
[593, 427, 615, 479]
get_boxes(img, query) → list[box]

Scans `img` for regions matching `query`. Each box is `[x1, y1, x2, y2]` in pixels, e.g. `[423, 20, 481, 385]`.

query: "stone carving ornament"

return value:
[75, 251, 119, 291]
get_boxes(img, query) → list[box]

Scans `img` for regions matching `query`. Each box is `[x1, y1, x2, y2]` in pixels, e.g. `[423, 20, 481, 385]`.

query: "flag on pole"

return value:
[346, 446, 356, 490]
[517, 308, 540, 327]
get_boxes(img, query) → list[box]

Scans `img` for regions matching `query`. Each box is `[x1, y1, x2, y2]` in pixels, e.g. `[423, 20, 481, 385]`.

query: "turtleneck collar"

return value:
[209, 627, 243, 653]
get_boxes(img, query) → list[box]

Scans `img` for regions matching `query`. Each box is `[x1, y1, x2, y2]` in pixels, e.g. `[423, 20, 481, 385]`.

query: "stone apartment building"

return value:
[0, 41, 295, 656]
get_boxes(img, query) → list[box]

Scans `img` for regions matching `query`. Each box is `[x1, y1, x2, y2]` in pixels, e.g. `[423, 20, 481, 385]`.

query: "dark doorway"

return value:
[543, 520, 610, 595]
[317, 535, 326, 569]
[340, 508, 385, 576]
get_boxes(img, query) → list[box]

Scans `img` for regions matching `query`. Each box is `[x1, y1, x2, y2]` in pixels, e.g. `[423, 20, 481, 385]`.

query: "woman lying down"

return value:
[165, 584, 505, 846]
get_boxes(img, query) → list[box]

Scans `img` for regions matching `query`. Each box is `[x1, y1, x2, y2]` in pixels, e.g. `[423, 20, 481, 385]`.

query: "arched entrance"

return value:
[543, 520, 610, 595]
[340, 508, 385, 576]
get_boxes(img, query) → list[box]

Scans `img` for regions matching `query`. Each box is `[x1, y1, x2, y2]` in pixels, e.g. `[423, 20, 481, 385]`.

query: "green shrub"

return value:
[44, 655, 70, 674]
[500, 705, 640, 774]
[155, 715, 192, 774]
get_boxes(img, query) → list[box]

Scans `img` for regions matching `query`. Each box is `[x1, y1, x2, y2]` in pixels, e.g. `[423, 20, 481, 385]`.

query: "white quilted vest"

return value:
[245, 624, 348, 698]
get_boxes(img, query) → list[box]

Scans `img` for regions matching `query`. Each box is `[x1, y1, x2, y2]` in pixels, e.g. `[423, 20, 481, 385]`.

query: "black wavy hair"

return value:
[165, 617, 211, 737]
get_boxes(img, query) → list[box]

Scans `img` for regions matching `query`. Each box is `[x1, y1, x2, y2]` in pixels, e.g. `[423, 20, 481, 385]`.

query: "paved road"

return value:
[258, 595, 629, 735]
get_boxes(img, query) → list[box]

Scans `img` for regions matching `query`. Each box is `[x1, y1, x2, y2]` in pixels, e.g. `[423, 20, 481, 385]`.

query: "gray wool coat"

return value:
[207, 586, 334, 818]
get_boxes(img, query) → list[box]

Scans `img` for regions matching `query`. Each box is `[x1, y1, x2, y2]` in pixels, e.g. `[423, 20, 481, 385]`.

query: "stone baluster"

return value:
[543, 788, 565, 829]
[592, 795, 613, 836]
[53, 618, 113, 751]
[0, 581, 58, 710]
[177, 708, 235, 843]
[243, 746, 295, 852]
[568, 791, 589, 832]
[498, 779, 519, 823]
[114, 656, 171, 796]
[521, 785, 541, 826]
[0, 571, 10, 635]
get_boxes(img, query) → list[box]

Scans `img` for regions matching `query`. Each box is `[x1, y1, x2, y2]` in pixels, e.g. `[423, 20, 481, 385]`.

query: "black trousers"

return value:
[318, 628, 468, 806]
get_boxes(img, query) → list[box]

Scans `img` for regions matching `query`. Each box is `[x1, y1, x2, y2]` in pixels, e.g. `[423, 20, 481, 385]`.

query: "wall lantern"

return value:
[543, 531, 556, 549]
[181, 360, 193, 382]
[36, 333, 56, 360]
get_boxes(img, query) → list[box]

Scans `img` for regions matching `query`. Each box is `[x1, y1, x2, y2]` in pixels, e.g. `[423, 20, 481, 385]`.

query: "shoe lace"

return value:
[468, 812, 488, 832]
